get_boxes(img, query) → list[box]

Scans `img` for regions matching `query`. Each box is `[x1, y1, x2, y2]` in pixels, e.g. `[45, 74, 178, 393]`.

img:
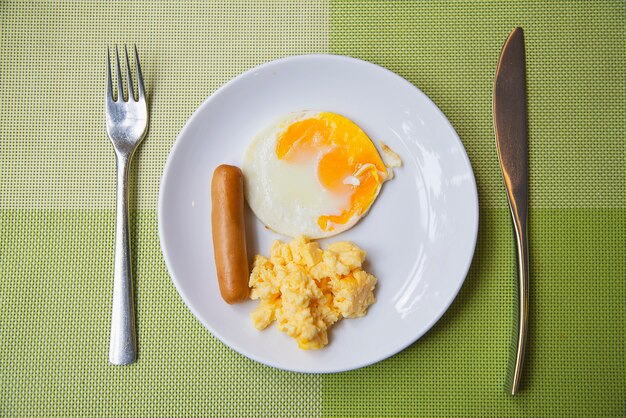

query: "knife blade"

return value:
[493, 27, 529, 396]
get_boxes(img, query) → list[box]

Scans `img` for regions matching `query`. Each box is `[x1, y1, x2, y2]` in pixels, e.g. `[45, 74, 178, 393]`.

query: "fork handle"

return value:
[109, 152, 137, 365]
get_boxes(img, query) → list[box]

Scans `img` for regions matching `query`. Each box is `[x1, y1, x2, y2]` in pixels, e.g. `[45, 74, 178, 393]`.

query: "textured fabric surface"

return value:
[330, 0, 625, 209]
[1, 1, 624, 417]
[1, 0, 329, 209]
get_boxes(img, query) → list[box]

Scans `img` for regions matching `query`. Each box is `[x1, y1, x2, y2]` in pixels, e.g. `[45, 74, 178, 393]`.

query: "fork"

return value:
[105, 45, 148, 365]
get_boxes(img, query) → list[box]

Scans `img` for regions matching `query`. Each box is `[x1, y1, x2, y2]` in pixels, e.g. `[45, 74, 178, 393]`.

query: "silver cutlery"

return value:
[494, 27, 529, 395]
[105, 45, 148, 365]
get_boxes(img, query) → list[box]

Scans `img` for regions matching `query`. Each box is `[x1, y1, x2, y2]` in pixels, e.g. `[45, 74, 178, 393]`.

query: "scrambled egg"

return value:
[249, 236, 377, 349]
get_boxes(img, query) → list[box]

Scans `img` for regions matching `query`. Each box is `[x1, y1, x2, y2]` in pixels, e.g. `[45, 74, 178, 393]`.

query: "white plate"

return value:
[158, 55, 478, 373]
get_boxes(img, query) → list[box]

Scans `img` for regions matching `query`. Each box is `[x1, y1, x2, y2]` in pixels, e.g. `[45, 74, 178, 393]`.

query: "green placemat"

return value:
[2, 1, 624, 417]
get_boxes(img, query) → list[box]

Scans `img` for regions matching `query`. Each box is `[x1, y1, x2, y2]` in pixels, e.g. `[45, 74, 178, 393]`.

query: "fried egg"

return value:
[243, 111, 390, 238]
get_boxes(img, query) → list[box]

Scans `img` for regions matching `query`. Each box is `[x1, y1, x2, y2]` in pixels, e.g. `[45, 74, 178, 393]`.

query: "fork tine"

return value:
[124, 45, 135, 101]
[114, 46, 124, 101]
[106, 47, 113, 101]
[134, 45, 145, 100]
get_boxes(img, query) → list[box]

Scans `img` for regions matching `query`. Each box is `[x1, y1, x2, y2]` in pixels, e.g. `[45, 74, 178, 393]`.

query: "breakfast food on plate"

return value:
[211, 113, 402, 339]
[211, 165, 250, 304]
[249, 236, 377, 349]
[243, 111, 395, 239]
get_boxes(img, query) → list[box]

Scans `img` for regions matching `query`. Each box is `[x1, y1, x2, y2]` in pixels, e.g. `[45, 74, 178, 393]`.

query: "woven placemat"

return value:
[2, 1, 624, 416]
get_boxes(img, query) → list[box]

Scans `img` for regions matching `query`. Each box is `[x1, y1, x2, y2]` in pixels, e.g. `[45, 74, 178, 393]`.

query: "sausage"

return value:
[211, 165, 250, 304]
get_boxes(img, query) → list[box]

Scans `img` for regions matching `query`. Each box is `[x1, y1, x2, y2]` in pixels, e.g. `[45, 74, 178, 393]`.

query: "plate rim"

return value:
[158, 54, 479, 373]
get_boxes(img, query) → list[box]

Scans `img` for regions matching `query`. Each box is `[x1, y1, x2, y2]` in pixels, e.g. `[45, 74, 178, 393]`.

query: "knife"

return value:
[493, 27, 529, 396]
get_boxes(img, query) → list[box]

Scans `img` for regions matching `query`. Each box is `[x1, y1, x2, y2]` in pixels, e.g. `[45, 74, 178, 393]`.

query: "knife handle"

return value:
[506, 206, 529, 395]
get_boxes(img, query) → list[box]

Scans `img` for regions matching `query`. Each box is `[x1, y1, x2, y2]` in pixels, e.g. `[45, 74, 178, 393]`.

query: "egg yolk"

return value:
[275, 112, 387, 231]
